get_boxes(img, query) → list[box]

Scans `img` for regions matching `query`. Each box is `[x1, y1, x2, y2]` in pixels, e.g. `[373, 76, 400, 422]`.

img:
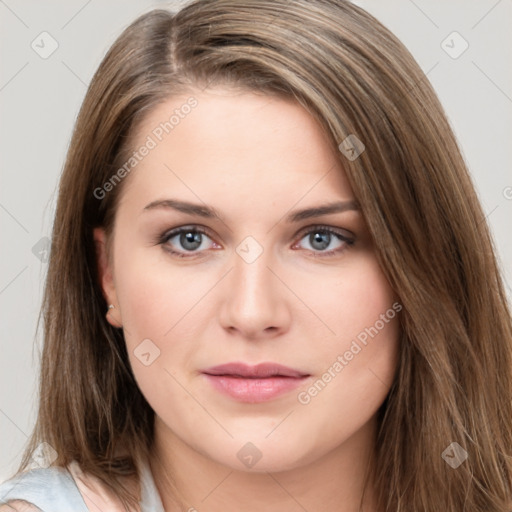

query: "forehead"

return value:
[118, 87, 354, 211]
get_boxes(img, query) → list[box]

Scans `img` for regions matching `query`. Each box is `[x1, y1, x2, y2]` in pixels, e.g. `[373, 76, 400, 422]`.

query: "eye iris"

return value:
[180, 231, 202, 250]
[310, 231, 330, 250]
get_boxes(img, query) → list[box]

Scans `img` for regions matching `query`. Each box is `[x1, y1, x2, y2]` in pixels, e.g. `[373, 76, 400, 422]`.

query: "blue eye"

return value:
[159, 226, 216, 258]
[293, 225, 354, 257]
[158, 225, 354, 258]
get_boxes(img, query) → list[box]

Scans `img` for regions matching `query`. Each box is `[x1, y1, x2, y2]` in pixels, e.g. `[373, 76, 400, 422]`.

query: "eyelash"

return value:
[156, 224, 355, 259]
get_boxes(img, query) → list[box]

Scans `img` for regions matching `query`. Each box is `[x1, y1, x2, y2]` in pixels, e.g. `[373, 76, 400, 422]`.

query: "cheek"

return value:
[111, 246, 218, 403]
[113, 255, 189, 416]
[113, 245, 208, 340]
[295, 255, 400, 423]
[308, 253, 398, 348]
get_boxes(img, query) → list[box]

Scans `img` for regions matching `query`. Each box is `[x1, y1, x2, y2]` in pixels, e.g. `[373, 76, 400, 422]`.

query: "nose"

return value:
[218, 246, 292, 340]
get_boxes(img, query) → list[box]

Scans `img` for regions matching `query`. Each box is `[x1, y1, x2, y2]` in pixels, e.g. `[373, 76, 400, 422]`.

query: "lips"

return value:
[202, 362, 309, 379]
[201, 362, 311, 403]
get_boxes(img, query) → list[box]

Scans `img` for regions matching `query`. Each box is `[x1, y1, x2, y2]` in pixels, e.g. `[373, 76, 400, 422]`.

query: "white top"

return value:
[0, 456, 165, 511]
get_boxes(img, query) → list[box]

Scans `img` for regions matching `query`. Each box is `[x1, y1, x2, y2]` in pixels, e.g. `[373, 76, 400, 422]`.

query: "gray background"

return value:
[1, 0, 511, 481]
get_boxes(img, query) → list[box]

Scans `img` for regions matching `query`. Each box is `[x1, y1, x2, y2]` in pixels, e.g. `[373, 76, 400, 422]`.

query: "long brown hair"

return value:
[12, 0, 512, 510]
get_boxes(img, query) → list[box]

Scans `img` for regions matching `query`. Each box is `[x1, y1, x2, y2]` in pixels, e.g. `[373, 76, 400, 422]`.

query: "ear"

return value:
[93, 227, 122, 328]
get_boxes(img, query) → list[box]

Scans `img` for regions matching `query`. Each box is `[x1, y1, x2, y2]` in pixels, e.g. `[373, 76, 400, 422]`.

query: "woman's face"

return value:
[94, 87, 400, 472]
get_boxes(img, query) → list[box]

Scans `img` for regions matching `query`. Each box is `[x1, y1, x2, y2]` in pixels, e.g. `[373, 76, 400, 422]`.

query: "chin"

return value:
[209, 437, 316, 474]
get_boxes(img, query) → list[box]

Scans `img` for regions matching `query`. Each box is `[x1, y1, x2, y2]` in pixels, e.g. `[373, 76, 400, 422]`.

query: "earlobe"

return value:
[93, 227, 123, 328]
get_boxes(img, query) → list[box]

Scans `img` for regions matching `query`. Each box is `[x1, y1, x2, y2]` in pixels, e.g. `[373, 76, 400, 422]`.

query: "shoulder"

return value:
[0, 462, 133, 512]
[0, 464, 87, 511]
[0, 461, 139, 512]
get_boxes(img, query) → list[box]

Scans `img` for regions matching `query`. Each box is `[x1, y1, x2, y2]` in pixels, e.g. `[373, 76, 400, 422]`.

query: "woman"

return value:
[1, 0, 511, 511]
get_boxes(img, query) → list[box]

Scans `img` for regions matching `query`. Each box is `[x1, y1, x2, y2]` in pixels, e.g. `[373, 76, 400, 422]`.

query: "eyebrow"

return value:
[142, 198, 360, 222]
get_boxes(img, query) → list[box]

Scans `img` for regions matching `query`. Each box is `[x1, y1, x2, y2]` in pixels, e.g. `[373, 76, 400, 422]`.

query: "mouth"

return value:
[201, 362, 311, 403]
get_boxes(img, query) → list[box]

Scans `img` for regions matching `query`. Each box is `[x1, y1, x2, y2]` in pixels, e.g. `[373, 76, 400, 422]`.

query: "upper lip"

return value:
[202, 362, 309, 378]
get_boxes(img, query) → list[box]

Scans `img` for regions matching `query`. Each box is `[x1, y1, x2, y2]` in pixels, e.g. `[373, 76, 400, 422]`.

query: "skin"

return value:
[94, 87, 400, 512]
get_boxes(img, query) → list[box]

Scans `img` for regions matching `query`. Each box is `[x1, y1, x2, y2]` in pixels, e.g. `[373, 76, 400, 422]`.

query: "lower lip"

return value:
[203, 374, 309, 403]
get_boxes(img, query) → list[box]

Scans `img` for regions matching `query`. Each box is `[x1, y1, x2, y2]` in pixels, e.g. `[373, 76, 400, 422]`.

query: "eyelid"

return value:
[294, 223, 354, 242]
[158, 223, 213, 239]
[158, 223, 354, 242]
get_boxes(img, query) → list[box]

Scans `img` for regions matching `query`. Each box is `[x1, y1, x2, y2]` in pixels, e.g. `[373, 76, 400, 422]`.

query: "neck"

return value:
[148, 416, 380, 512]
